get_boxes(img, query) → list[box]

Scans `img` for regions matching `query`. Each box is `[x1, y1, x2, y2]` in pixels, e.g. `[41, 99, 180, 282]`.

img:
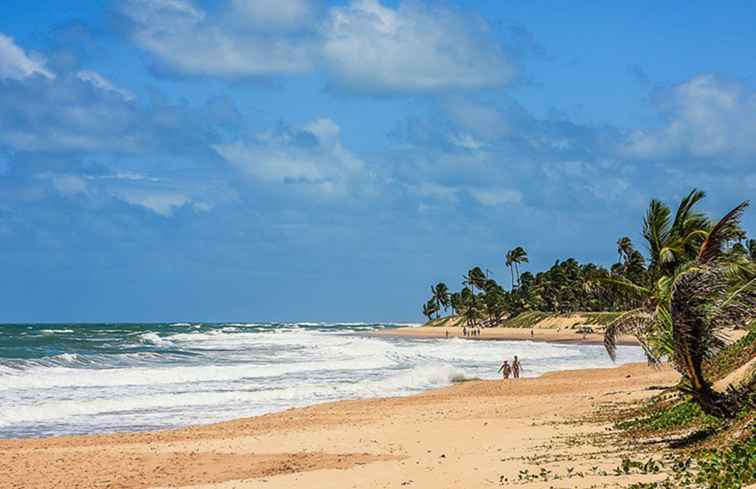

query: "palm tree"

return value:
[667, 202, 755, 417]
[505, 247, 529, 289]
[431, 282, 450, 315]
[604, 198, 755, 418]
[463, 267, 486, 293]
[617, 236, 633, 264]
[643, 189, 711, 279]
[422, 298, 439, 321]
[460, 287, 482, 328]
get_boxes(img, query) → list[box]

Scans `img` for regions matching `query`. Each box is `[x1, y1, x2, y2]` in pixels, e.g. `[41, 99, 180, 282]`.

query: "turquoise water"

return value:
[0, 322, 644, 438]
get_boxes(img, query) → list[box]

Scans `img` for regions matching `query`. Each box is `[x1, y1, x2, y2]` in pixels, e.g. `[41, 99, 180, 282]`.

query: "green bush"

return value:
[616, 399, 721, 433]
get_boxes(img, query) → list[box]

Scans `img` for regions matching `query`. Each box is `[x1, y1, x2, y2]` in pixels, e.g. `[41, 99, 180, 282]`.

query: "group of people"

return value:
[462, 326, 481, 337]
[498, 355, 522, 379]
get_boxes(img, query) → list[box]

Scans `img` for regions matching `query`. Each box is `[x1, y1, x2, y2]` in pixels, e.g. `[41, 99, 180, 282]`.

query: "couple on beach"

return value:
[498, 355, 522, 379]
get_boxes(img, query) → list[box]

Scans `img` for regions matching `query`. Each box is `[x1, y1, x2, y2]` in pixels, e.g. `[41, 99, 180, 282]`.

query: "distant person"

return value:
[463, 326, 467, 337]
[512, 356, 522, 379]
[530, 329, 534, 337]
[445, 329, 449, 338]
[498, 360, 512, 379]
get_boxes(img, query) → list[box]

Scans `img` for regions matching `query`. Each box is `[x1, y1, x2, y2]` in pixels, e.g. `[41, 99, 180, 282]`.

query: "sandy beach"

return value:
[0, 362, 679, 489]
[373, 325, 641, 346]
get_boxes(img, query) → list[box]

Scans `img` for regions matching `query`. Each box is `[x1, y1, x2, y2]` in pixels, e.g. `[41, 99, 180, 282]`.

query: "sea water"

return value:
[0, 322, 644, 438]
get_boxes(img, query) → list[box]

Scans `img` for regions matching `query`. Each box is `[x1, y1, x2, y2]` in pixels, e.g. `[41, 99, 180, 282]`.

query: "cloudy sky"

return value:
[1, 1, 755, 322]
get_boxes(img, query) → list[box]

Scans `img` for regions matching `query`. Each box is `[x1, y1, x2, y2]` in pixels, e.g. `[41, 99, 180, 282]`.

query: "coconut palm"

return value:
[505, 247, 529, 289]
[463, 267, 487, 293]
[617, 236, 633, 264]
[422, 298, 439, 321]
[459, 287, 483, 328]
[604, 199, 755, 417]
[431, 282, 450, 314]
[643, 189, 712, 279]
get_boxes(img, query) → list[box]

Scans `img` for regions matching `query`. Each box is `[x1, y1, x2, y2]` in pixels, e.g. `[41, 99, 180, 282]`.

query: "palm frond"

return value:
[697, 201, 750, 265]
[599, 276, 651, 298]
[671, 188, 706, 236]
[643, 199, 671, 267]
[603, 308, 653, 362]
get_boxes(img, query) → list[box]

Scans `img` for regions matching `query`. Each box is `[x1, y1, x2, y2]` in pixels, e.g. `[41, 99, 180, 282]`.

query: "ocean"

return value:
[0, 322, 645, 438]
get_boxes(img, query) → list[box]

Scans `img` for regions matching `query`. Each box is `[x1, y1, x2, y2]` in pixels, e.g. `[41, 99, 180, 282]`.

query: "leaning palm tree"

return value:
[605, 199, 755, 418]
[667, 203, 755, 417]
[604, 189, 717, 361]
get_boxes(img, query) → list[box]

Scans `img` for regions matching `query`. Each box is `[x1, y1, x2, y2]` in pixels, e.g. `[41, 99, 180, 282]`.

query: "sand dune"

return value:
[373, 325, 640, 345]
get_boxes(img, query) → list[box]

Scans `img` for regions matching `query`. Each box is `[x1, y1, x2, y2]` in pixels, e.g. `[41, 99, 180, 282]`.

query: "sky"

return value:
[1, 0, 755, 323]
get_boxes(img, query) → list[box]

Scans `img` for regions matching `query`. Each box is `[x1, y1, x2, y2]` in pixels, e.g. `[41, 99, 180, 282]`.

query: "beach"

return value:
[372, 325, 641, 346]
[0, 362, 679, 489]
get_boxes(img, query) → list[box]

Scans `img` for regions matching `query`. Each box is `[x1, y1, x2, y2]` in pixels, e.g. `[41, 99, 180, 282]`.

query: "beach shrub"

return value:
[692, 435, 756, 488]
[616, 399, 721, 434]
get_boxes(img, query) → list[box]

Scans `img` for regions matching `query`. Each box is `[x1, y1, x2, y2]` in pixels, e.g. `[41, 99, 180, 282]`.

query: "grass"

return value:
[501, 310, 624, 328]
[704, 322, 756, 381]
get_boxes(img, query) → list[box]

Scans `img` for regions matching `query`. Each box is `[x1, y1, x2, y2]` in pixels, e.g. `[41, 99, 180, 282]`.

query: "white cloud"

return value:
[229, 0, 320, 30]
[213, 117, 367, 198]
[621, 74, 756, 162]
[413, 182, 460, 203]
[469, 188, 522, 206]
[52, 175, 88, 196]
[115, 189, 210, 217]
[322, 0, 513, 93]
[0, 33, 55, 80]
[120, 0, 318, 77]
[411, 181, 522, 207]
[119, 0, 513, 93]
[77, 70, 135, 101]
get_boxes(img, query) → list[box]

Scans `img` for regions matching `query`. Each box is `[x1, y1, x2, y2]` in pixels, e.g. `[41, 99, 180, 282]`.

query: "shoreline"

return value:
[0, 362, 678, 488]
[373, 325, 640, 346]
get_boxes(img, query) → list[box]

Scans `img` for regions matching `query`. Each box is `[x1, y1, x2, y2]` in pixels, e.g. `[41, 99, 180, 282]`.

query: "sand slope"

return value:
[0, 363, 679, 489]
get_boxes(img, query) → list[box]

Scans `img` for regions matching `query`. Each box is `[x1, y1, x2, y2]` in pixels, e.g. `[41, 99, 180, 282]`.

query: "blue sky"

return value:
[1, 0, 755, 322]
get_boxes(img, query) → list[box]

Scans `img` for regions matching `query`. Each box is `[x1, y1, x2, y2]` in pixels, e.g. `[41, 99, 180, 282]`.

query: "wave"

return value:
[138, 332, 175, 348]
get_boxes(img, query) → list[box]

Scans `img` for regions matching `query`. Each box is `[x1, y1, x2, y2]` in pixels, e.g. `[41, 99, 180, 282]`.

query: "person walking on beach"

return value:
[498, 360, 512, 379]
[463, 326, 467, 337]
[512, 355, 522, 379]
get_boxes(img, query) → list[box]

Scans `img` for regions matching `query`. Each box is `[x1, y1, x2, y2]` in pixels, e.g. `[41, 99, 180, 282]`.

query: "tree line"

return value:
[422, 189, 756, 419]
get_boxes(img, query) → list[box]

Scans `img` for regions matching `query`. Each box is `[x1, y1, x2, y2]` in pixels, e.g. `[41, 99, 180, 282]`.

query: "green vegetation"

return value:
[616, 399, 721, 433]
[622, 436, 756, 489]
[704, 325, 756, 381]
[423, 188, 756, 486]
[613, 329, 755, 488]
